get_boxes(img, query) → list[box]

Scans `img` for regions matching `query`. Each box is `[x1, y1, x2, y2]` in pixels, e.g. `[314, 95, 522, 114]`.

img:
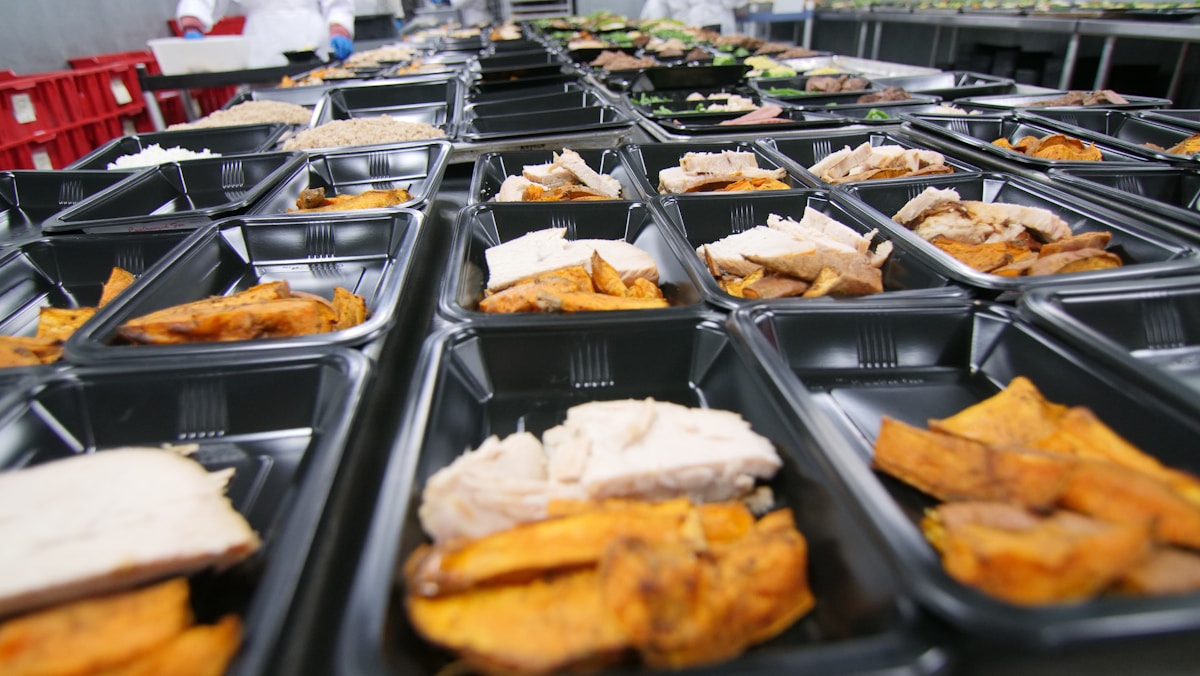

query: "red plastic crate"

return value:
[71, 64, 145, 121]
[24, 128, 88, 170]
[0, 141, 31, 170]
[0, 73, 79, 145]
[81, 115, 123, 148]
[121, 108, 155, 134]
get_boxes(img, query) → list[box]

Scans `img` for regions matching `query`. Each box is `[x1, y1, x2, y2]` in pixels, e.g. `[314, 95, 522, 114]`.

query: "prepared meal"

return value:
[804, 74, 869, 93]
[0, 266, 133, 367]
[106, 144, 219, 170]
[590, 50, 657, 71]
[404, 497, 812, 675]
[419, 398, 781, 542]
[716, 104, 794, 126]
[289, 186, 411, 212]
[478, 228, 665, 312]
[491, 23, 522, 41]
[496, 149, 624, 202]
[994, 133, 1103, 161]
[1144, 133, 1200, 156]
[857, 86, 911, 104]
[872, 376, 1200, 604]
[343, 44, 417, 68]
[929, 103, 981, 115]
[679, 91, 757, 112]
[1028, 89, 1129, 107]
[893, 187, 1123, 276]
[280, 115, 444, 150]
[114, 280, 368, 345]
[658, 150, 789, 194]
[279, 66, 358, 87]
[744, 55, 795, 78]
[698, 209, 891, 298]
[809, 142, 954, 183]
[167, 100, 312, 129]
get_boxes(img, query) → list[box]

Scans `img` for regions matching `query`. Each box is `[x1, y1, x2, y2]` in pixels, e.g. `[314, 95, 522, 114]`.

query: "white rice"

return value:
[281, 115, 444, 151]
[107, 144, 220, 170]
[168, 100, 313, 130]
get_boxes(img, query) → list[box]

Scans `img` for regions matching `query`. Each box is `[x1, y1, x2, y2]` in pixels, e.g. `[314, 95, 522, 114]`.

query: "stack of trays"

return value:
[0, 169, 133, 244]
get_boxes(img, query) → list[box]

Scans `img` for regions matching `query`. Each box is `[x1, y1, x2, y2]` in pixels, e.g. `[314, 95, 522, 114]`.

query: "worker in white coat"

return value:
[640, 0, 743, 35]
[177, 0, 357, 68]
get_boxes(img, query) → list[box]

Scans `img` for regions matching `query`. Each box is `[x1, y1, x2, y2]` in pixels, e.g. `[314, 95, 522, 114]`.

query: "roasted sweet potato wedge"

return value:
[99, 267, 136, 308]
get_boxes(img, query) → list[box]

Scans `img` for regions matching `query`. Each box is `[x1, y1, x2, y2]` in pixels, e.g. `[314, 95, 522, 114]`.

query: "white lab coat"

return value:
[177, 0, 356, 68]
[448, 0, 492, 27]
[644, 0, 743, 34]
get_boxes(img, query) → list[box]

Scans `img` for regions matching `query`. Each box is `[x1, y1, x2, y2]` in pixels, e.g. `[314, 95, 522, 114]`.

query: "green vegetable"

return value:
[766, 87, 807, 96]
[718, 44, 735, 52]
[635, 93, 672, 105]
[653, 105, 674, 115]
[864, 108, 891, 120]
[734, 47, 751, 58]
[712, 54, 736, 66]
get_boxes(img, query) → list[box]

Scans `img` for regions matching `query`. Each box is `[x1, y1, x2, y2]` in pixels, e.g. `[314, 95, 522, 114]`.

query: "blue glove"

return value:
[331, 35, 354, 60]
[183, 29, 204, 39]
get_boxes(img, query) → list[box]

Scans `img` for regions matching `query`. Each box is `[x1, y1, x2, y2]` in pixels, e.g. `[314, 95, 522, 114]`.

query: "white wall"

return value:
[575, 0, 644, 20]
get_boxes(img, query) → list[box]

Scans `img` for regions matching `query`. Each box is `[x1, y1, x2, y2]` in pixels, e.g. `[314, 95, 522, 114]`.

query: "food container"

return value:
[760, 90, 941, 112]
[458, 104, 634, 142]
[648, 106, 847, 136]
[1020, 276, 1200, 415]
[1046, 165, 1200, 231]
[68, 123, 291, 171]
[952, 91, 1172, 112]
[1019, 109, 1200, 165]
[835, 172, 1199, 296]
[472, 51, 568, 83]
[782, 56, 941, 78]
[0, 230, 191, 388]
[311, 77, 463, 133]
[868, 71, 1016, 99]
[628, 64, 752, 92]
[471, 72, 581, 96]
[654, 189, 965, 310]
[227, 84, 334, 111]
[147, 35, 249, 75]
[758, 130, 980, 186]
[249, 141, 452, 216]
[728, 299, 1200, 648]
[42, 152, 307, 234]
[463, 89, 603, 119]
[0, 348, 370, 676]
[468, 148, 640, 205]
[439, 201, 704, 323]
[620, 141, 813, 200]
[903, 113, 1150, 169]
[0, 170, 136, 245]
[64, 209, 423, 363]
[749, 74, 877, 102]
[836, 103, 968, 123]
[1140, 109, 1200, 133]
[466, 79, 585, 104]
[334, 314, 951, 675]
[624, 87, 763, 119]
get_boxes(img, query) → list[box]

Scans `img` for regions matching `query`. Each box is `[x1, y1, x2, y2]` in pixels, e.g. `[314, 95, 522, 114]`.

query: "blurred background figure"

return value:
[430, 0, 492, 26]
[177, 0, 356, 67]
[640, 0, 743, 34]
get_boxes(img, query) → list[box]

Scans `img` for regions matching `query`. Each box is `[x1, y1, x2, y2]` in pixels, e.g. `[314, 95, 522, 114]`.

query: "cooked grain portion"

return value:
[168, 100, 312, 129]
[281, 115, 445, 150]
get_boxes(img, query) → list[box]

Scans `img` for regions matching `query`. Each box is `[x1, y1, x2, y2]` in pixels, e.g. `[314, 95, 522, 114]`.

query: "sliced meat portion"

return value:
[679, 150, 760, 175]
[892, 187, 962, 226]
[497, 174, 533, 202]
[555, 149, 622, 199]
[699, 226, 814, 278]
[1115, 547, 1200, 596]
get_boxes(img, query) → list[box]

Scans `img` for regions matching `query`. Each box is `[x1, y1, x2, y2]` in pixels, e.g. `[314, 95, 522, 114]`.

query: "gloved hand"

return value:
[330, 35, 354, 60]
[183, 29, 204, 39]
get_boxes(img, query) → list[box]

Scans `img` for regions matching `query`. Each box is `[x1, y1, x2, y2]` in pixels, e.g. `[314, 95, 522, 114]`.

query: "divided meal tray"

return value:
[463, 89, 603, 119]
[951, 91, 1173, 112]
[63, 210, 424, 363]
[468, 148, 640, 205]
[311, 77, 463, 134]
[1020, 276, 1200, 414]
[42, 152, 308, 234]
[0, 170, 134, 244]
[729, 300, 1200, 648]
[1019, 109, 1200, 165]
[0, 348, 370, 676]
[835, 172, 1199, 295]
[438, 201, 704, 323]
[457, 104, 635, 142]
[867, 71, 1016, 99]
[335, 314, 950, 676]
[903, 113, 1151, 168]
[1046, 165, 1200, 230]
[249, 141, 452, 216]
[758, 129, 980, 186]
[653, 190, 964, 311]
[68, 123, 290, 171]
[620, 141, 812, 200]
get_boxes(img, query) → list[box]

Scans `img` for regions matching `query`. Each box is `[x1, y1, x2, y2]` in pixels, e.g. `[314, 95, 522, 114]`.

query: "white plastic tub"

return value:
[148, 36, 249, 75]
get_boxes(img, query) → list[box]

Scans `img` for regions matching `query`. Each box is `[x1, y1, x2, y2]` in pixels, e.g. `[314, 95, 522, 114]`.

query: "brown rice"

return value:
[281, 115, 444, 150]
[168, 100, 313, 129]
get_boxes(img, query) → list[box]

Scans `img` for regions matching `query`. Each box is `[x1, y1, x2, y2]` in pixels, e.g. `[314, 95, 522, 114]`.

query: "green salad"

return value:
[766, 87, 807, 96]
[712, 54, 737, 66]
[864, 108, 892, 120]
[633, 92, 673, 105]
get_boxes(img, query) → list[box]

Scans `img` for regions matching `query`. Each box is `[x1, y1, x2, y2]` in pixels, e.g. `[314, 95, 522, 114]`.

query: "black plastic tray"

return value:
[0, 348, 370, 676]
[334, 314, 950, 676]
[868, 71, 1016, 99]
[903, 113, 1151, 168]
[624, 87, 762, 119]
[69, 124, 290, 171]
[1019, 109, 1200, 164]
[439, 201, 703, 323]
[1021, 276, 1200, 414]
[458, 104, 634, 142]
[0, 170, 135, 244]
[620, 141, 812, 200]
[1140, 109, 1200, 133]
[227, 85, 329, 111]
[651, 107, 848, 135]
[1046, 165, 1200, 229]
[466, 79, 584, 104]
[759, 130, 980, 186]
[42, 152, 307, 234]
[729, 300, 1200, 648]
[837, 103, 967, 124]
[654, 190, 965, 310]
[762, 90, 941, 111]
[249, 141, 451, 216]
[749, 75, 877, 102]
[473, 52, 566, 83]
[953, 91, 1173, 112]
[311, 77, 462, 131]
[471, 72, 580, 95]
[836, 171, 1199, 295]
[64, 209, 423, 363]
[629, 64, 752, 92]
[463, 89, 601, 119]
[468, 148, 640, 204]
